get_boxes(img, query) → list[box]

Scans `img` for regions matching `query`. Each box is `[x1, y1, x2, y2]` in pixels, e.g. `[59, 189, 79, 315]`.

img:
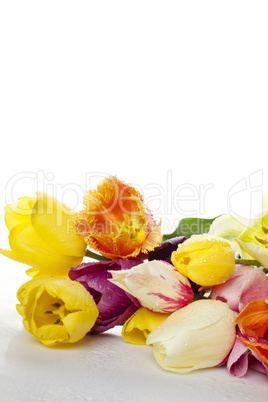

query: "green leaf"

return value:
[162, 216, 219, 241]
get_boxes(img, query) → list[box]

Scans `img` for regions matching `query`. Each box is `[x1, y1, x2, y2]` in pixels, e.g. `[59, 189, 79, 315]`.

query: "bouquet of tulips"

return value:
[1, 176, 268, 378]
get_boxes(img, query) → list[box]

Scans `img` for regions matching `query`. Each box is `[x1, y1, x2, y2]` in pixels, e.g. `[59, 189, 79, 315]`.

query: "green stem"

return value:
[235, 258, 263, 267]
[85, 250, 110, 261]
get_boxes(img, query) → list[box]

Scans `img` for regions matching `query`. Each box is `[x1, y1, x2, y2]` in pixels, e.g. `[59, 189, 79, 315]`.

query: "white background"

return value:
[0, 1, 268, 401]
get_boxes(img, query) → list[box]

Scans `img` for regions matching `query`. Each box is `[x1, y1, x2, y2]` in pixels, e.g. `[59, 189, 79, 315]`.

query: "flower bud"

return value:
[74, 176, 162, 259]
[146, 299, 236, 373]
[69, 258, 140, 334]
[0, 193, 86, 277]
[17, 277, 99, 346]
[171, 234, 235, 286]
[108, 260, 193, 313]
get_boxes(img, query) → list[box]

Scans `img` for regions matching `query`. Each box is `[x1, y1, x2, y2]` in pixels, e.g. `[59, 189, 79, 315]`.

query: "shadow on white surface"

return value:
[0, 318, 267, 402]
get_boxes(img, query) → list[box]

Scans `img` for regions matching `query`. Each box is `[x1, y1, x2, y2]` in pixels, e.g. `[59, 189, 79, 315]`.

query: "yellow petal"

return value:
[4, 197, 35, 231]
[122, 307, 170, 345]
[35, 324, 69, 346]
[62, 309, 98, 343]
[17, 277, 99, 346]
[1, 223, 82, 276]
[171, 234, 235, 286]
[31, 192, 86, 258]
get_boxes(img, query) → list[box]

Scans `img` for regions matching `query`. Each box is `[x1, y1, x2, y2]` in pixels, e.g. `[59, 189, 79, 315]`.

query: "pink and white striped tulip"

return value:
[108, 260, 193, 313]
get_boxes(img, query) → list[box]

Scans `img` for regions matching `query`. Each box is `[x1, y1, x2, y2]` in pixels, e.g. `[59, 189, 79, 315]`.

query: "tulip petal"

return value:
[62, 310, 99, 343]
[148, 236, 187, 264]
[1, 193, 86, 276]
[209, 265, 268, 313]
[31, 192, 86, 258]
[238, 211, 268, 244]
[74, 176, 162, 259]
[4, 197, 35, 231]
[236, 299, 268, 338]
[1, 223, 82, 276]
[238, 240, 268, 269]
[109, 260, 193, 313]
[227, 333, 268, 377]
[122, 307, 170, 345]
[237, 337, 268, 365]
[227, 336, 250, 377]
[208, 215, 248, 255]
[16, 277, 99, 346]
[69, 259, 140, 333]
[171, 234, 235, 286]
[147, 299, 236, 373]
[209, 214, 248, 238]
[236, 210, 268, 266]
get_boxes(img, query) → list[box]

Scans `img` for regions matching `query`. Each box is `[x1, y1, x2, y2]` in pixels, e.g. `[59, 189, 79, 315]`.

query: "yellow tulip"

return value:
[171, 234, 235, 286]
[17, 277, 99, 346]
[0, 193, 86, 277]
[122, 307, 170, 345]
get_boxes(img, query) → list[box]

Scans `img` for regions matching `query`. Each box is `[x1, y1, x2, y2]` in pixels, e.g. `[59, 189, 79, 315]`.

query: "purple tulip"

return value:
[69, 259, 141, 334]
[148, 236, 187, 263]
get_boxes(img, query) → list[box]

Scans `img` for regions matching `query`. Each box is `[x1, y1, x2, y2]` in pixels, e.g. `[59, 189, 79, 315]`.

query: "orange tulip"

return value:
[236, 299, 268, 339]
[236, 299, 268, 365]
[74, 176, 162, 259]
[236, 337, 268, 365]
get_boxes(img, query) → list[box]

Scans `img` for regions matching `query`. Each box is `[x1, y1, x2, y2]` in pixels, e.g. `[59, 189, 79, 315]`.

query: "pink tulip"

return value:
[227, 328, 268, 377]
[209, 264, 268, 313]
[108, 260, 194, 313]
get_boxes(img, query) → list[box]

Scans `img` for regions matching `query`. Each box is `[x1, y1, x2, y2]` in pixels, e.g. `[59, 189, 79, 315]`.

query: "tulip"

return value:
[209, 264, 268, 313]
[236, 298, 268, 338]
[108, 260, 194, 313]
[208, 209, 268, 268]
[16, 277, 99, 346]
[0, 193, 86, 277]
[146, 299, 236, 373]
[238, 210, 268, 268]
[235, 298, 268, 367]
[122, 307, 170, 345]
[227, 327, 268, 377]
[73, 176, 162, 259]
[171, 234, 235, 286]
[235, 337, 268, 368]
[148, 236, 187, 264]
[69, 259, 141, 334]
[208, 214, 249, 256]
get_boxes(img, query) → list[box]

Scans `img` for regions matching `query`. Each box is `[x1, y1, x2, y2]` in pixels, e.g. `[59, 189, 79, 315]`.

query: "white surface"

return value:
[1, 1, 268, 401]
[0, 261, 267, 402]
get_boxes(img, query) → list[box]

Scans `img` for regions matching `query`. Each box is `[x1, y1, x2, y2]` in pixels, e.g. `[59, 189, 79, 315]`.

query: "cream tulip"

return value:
[147, 299, 236, 373]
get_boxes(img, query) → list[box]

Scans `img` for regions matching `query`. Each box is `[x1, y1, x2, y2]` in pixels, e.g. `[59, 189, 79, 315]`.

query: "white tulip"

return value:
[146, 299, 236, 373]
